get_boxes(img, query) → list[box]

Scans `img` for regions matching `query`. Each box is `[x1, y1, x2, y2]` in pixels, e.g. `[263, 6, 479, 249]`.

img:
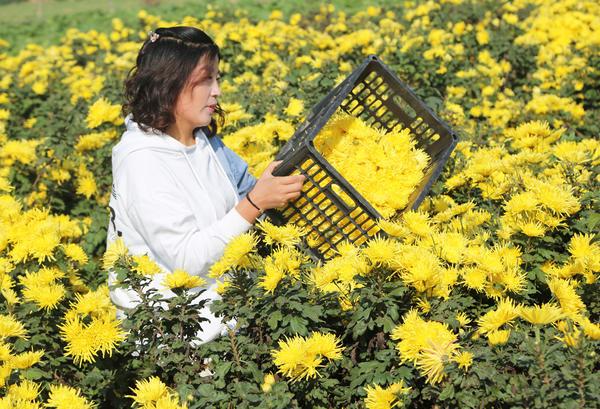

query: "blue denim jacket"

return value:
[207, 135, 257, 199]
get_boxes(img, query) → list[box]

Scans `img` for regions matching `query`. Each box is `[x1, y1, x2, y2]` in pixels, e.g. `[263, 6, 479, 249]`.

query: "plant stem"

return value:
[228, 327, 242, 371]
[533, 327, 550, 404]
[576, 346, 586, 409]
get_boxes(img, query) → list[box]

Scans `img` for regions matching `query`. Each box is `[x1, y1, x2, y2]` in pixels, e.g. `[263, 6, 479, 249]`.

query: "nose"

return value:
[212, 78, 221, 98]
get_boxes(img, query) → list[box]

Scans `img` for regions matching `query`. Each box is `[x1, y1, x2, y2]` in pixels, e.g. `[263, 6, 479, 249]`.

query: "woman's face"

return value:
[172, 56, 220, 132]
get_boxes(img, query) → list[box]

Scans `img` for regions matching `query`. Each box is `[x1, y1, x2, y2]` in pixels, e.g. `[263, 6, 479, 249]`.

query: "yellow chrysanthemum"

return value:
[364, 380, 411, 409]
[7, 379, 40, 401]
[453, 351, 473, 371]
[162, 269, 206, 290]
[487, 329, 511, 346]
[129, 376, 169, 404]
[58, 318, 98, 365]
[102, 238, 129, 270]
[257, 220, 306, 248]
[128, 376, 187, 408]
[75, 129, 118, 152]
[577, 316, 600, 340]
[132, 254, 162, 276]
[62, 243, 89, 264]
[363, 237, 398, 267]
[85, 97, 122, 128]
[455, 312, 471, 328]
[0, 314, 27, 339]
[376, 219, 407, 237]
[209, 232, 258, 278]
[402, 210, 434, 237]
[76, 175, 97, 199]
[391, 310, 461, 383]
[519, 303, 564, 325]
[259, 258, 286, 294]
[59, 315, 125, 366]
[568, 233, 600, 273]
[46, 384, 94, 409]
[66, 286, 115, 319]
[271, 332, 343, 381]
[261, 373, 276, 393]
[477, 298, 519, 335]
[546, 278, 585, 318]
[554, 321, 581, 348]
[9, 350, 44, 369]
[283, 98, 304, 117]
[22, 283, 65, 311]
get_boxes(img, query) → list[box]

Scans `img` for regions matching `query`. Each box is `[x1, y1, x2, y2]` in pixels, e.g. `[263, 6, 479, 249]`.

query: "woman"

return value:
[106, 26, 305, 343]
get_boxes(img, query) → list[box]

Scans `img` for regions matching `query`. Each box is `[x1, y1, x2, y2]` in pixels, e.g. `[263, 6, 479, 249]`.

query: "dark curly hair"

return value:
[123, 26, 225, 137]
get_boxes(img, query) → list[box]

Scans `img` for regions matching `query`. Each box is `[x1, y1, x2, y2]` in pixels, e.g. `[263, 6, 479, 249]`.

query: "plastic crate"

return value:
[267, 55, 458, 260]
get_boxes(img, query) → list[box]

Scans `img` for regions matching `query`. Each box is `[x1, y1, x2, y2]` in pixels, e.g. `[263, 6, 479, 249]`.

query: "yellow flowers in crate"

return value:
[281, 112, 431, 258]
[315, 113, 430, 219]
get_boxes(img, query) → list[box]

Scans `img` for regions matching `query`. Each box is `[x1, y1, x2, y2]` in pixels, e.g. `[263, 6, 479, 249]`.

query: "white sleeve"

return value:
[123, 157, 252, 276]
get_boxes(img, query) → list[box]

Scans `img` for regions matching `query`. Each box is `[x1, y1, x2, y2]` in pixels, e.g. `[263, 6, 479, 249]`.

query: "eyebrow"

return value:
[188, 66, 219, 83]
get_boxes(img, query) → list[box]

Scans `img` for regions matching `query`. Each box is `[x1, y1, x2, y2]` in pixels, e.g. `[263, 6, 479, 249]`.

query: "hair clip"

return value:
[149, 31, 160, 43]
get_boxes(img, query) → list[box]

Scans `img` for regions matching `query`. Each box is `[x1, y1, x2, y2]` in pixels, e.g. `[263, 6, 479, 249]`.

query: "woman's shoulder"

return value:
[113, 149, 179, 195]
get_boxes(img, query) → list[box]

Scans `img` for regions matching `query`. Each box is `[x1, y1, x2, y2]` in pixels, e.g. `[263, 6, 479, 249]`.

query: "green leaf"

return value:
[268, 310, 283, 330]
[22, 368, 46, 380]
[288, 316, 308, 335]
[439, 383, 455, 400]
[302, 304, 323, 322]
[352, 320, 368, 339]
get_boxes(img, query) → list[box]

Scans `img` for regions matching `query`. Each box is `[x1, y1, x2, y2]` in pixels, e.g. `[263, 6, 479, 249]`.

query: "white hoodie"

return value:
[106, 116, 256, 343]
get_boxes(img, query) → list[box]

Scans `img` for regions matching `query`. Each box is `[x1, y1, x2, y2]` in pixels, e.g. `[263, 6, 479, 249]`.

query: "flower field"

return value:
[1, 1, 599, 408]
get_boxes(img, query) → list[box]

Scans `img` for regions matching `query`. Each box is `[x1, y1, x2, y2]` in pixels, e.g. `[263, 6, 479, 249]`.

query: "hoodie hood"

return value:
[112, 115, 206, 173]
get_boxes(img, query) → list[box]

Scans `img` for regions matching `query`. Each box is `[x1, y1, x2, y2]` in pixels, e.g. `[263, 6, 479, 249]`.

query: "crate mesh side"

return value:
[340, 69, 447, 160]
[280, 154, 380, 259]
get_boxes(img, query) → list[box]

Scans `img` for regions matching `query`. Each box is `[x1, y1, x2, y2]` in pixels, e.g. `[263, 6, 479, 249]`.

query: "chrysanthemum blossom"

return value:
[391, 310, 462, 383]
[487, 329, 511, 346]
[364, 380, 411, 409]
[519, 303, 564, 325]
[0, 314, 27, 339]
[132, 254, 162, 276]
[271, 332, 343, 381]
[547, 278, 585, 318]
[85, 97, 122, 129]
[46, 384, 94, 409]
[102, 238, 129, 270]
[7, 379, 40, 401]
[477, 298, 519, 335]
[257, 220, 306, 248]
[163, 269, 206, 290]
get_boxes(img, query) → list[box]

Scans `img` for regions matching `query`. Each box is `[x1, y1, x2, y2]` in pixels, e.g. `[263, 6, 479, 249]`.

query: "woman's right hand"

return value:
[248, 161, 306, 210]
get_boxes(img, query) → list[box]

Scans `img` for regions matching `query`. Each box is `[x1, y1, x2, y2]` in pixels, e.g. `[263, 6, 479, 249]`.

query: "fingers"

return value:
[263, 160, 283, 175]
[282, 182, 304, 194]
[286, 190, 302, 201]
[279, 174, 306, 185]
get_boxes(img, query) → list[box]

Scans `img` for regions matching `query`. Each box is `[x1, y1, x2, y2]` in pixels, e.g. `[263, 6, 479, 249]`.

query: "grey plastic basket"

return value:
[267, 55, 458, 259]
